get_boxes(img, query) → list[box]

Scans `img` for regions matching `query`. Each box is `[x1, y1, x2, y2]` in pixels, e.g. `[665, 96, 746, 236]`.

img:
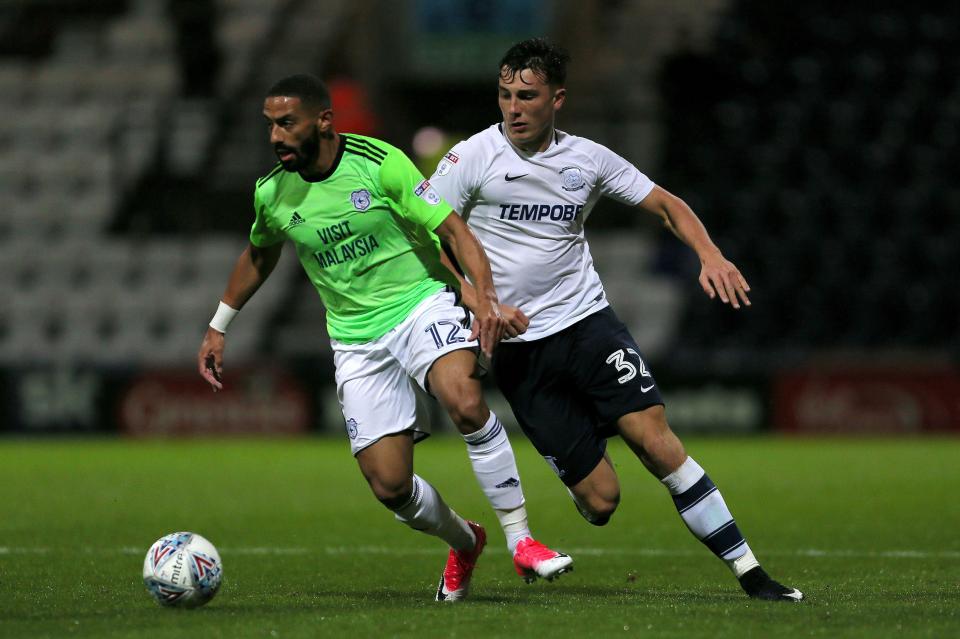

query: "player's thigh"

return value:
[388, 288, 478, 394]
[493, 340, 607, 487]
[333, 339, 429, 457]
[570, 307, 665, 430]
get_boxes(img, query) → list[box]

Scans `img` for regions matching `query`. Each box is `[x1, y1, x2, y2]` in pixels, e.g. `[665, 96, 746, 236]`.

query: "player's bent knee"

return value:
[367, 476, 414, 509]
[443, 393, 487, 430]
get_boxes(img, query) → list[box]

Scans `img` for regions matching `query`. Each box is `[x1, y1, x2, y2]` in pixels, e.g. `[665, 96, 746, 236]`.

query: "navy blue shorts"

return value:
[492, 306, 664, 486]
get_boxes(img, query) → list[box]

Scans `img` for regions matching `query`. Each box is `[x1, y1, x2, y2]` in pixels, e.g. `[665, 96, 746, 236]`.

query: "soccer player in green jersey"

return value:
[196, 74, 572, 601]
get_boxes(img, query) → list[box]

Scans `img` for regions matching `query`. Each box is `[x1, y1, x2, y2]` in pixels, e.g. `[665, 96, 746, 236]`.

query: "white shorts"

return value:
[332, 289, 477, 455]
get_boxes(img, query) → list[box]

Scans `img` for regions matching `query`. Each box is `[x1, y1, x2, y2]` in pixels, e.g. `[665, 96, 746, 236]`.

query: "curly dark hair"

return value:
[499, 37, 571, 86]
[266, 74, 331, 109]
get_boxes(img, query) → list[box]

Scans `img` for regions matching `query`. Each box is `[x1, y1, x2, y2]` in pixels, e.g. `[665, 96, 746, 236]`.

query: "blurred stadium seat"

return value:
[656, 0, 959, 366]
[0, 0, 291, 368]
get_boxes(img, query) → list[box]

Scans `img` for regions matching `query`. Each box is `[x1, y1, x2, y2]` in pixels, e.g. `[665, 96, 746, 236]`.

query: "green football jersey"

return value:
[250, 134, 458, 343]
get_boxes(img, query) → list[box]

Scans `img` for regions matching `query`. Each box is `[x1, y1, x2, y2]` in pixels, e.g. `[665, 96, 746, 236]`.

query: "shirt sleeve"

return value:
[379, 147, 452, 230]
[249, 186, 285, 247]
[594, 142, 656, 206]
[427, 141, 477, 216]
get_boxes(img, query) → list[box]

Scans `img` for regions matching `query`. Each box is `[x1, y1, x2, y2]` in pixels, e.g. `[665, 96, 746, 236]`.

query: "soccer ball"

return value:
[143, 532, 223, 608]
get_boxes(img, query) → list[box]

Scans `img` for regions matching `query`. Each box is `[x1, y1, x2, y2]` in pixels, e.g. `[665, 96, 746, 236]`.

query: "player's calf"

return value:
[566, 486, 615, 526]
[567, 456, 620, 525]
[617, 405, 686, 479]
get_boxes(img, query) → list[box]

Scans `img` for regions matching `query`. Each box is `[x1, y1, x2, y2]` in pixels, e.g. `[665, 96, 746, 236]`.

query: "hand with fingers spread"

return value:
[197, 327, 226, 392]
[698, 250, 751, 309]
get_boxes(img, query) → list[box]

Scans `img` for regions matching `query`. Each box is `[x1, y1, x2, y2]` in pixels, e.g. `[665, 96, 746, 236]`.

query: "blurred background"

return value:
[1, 0, 957, 438]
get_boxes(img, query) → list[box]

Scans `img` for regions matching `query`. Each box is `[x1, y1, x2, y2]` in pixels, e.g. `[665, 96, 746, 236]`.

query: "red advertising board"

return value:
[773, 367, 960, 434]
[118, 368, 312, 436]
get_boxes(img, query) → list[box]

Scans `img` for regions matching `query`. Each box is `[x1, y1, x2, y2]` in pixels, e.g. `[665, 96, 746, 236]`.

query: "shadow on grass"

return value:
[3, 583, 809, 625]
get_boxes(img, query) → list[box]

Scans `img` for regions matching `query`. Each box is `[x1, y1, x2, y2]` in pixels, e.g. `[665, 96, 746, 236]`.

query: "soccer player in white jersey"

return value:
[197, 74, 571, 602]
[429, 39, 803, 602]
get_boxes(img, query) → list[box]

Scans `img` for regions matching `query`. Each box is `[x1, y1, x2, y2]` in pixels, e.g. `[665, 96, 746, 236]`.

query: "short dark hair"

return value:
[266, 74, 331, 110]
[499, 38, 570, 86]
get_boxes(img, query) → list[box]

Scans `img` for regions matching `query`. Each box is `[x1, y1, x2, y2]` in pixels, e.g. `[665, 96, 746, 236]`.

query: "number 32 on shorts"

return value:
[605, 348, 652, 386]
[424, 321, 466, 349]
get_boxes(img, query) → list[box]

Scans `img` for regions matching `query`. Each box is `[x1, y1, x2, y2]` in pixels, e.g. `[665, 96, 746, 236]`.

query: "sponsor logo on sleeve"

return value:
[414, 179, 441, 205]
[436, 152, 459, 177]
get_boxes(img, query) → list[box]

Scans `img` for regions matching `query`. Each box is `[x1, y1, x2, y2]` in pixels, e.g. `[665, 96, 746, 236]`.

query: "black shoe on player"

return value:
[738, 567, 804, 602]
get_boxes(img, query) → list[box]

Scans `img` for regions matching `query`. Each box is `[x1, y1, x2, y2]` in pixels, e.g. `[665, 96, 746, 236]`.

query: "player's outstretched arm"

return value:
[433, 213, 506, 357]
[638, 186, 751, 309]
[438, 249, 529, 338]
[198, 242, 283, 391]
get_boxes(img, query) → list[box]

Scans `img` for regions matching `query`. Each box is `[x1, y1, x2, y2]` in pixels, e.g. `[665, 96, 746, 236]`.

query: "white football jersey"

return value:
[430, 124, 655, 341]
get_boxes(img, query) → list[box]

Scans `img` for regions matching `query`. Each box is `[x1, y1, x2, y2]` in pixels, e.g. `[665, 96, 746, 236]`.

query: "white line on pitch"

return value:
[1, 546, 958, 559]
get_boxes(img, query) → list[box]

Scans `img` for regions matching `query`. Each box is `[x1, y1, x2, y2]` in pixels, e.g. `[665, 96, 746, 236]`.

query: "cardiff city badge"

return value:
[350, 189, 371, 211]
[346, 418, 359, 439]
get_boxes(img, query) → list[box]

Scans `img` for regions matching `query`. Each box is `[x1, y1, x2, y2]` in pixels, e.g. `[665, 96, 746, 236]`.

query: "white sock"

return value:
[728, 547, 760, 578]
[661, 457, 753, 567]
[463, 412, 531, 552]
[496, 505, 531, 555]
[392, 474, 475, 551]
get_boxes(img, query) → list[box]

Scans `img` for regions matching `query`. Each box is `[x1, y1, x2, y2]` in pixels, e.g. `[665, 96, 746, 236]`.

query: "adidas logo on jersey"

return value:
[285, 211, 306, 229]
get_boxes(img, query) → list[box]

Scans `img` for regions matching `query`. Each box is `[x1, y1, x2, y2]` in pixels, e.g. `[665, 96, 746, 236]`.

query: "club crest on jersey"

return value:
[414, 179, 441, 205]
[350, 189, 371, 211]
[560, 166, 585, 191]
[346, 418, 359, 439]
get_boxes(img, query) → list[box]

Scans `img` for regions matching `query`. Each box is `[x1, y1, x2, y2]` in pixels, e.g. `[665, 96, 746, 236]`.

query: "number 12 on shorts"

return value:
[425, 321, 466, 349]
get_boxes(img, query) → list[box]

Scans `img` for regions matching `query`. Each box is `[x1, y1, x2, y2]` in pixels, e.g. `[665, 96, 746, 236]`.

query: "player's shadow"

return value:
[293, 584, 746, 605]
[487, 584, 746, 604]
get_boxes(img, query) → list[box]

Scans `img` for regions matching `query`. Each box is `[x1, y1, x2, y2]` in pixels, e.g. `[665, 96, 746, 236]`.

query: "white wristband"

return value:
[209, 301, 239, 333]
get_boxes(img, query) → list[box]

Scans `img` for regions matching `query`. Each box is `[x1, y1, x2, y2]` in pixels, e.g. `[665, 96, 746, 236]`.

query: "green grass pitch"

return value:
[0, 436, 957, 638]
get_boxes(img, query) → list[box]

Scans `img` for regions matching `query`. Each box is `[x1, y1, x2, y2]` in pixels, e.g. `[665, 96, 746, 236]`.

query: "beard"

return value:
[276, 127, 321, 172]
